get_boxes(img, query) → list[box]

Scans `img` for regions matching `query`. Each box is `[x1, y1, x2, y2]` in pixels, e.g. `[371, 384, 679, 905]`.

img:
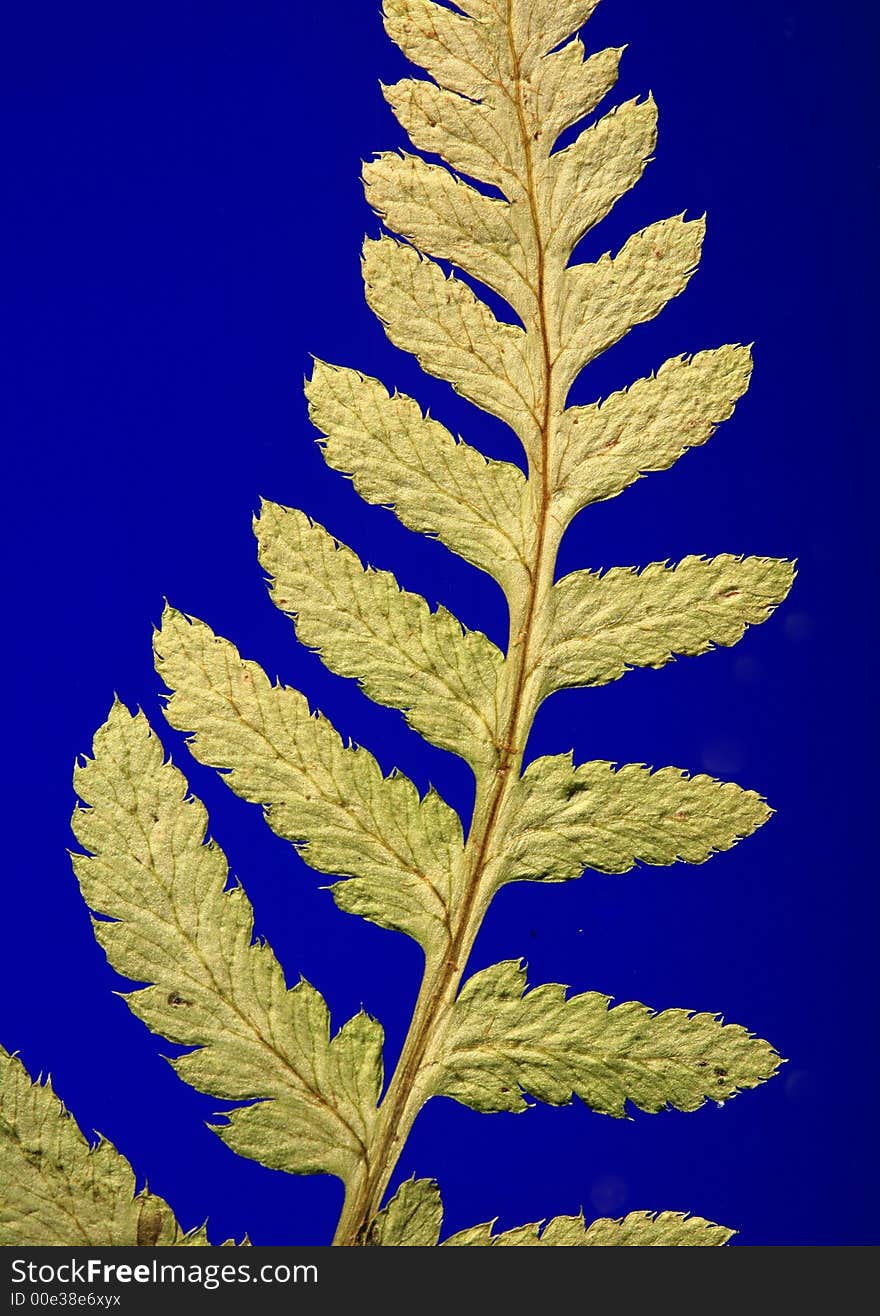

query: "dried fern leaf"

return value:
[0, 1046, 211, 1246]
[362, 237, 537, 439]
[71, 0, 794, 1249]
[430, 960, 781, 1115]
[530, 40, 623, 143]
[364, 154, 530, 315]
[154, 608, 465, 951]
[383, 0, 501, 102]
[499, 2, 603, 70]
[545, 96, 657, 261]
[374, 4, 684, 421]
[382, 8, 620, 189]
[71, 703, 382, 1186]
[256, 501, 505, 770]
[488, 753, 769, 886]
[557, 216, 706, 393]
[382, 78, 519, 192]
[538, 555, 796, 696]
[368, 1178, 443, 1246]
[445, 1210, 734, 1246]
[552, 346, 754, 517]
[306, 360, 533, 593]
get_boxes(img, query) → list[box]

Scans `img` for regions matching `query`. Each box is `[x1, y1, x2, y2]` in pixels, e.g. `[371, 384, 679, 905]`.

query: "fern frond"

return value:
[429, 960, 781, 1115]
[256, 502, 505, 771]
[490, 754, 769, 885]
[60, 0, 795, 1247]
[306, 360, 534, 592]
[0, 1047, 215, 1246]
[71, 702, 382, 1186]
[154, 608, 465, 951]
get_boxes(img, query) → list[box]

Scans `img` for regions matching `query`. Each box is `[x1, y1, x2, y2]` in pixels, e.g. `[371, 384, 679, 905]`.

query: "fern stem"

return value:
[332, 10, 563, 1245]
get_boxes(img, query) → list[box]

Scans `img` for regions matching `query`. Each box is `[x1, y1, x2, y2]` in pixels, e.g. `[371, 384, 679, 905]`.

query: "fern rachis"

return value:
[0, 0, 794, 1247]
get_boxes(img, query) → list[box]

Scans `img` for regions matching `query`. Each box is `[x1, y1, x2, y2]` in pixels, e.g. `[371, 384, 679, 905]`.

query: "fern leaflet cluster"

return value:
[0, 0, 793, 1246]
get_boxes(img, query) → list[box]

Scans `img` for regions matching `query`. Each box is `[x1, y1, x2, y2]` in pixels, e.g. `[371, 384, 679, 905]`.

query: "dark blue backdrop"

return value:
[1, 0, 876, 1246]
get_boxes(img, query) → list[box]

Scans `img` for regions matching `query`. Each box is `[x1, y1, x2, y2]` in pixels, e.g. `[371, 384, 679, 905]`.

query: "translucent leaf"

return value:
[364, 153, 531, 315]
[445, 1211, 734, 1246]
[546, 97, 657, 262]
[557, 216, 706, 392]
[307, 360, 533, 594]
[362, 236, 537, 439]
[490, 753, 770, 886]
[540, 555, 796, 695]
[0, 1046, 213, 1246]
[154, 608, 465, 952]
[368, 1178, 443, 1246]
[553, 346, 753, 519]
[431, 960, 781, 1115]
[71, 704, 382, 1187]
[256, 501, 505, 770]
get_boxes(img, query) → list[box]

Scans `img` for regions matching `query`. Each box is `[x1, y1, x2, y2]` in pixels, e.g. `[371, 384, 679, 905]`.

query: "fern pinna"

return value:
[0, 0, 793, 1247]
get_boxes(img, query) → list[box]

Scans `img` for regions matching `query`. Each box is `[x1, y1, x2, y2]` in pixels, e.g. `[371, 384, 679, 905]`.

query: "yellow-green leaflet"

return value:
[70, 703, 382, 1187]
[0, 1047, 211, 1246]
[362, 236, 537, 442]
[429, 960, 781, 1115]
[382, 79, 514, 193]
[369, 1178, 733, 1246]
[552, 346, 754, 517]
[487, 753, 770, 887]
[306, 360, 533, 594]
[444, 1211, 734, 1246]
[546, 96, 658, 261]
[538, 556, 795, 696]
[154, 608, 465, 952]
[256, 501, 505, 773]
[556, 216, 706, 392]
[363, 153, 530, 316]
[367, 1178, 443, 1246]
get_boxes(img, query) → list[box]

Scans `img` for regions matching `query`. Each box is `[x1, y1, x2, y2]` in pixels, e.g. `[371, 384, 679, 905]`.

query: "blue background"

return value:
[1, 0, 876, 1246]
